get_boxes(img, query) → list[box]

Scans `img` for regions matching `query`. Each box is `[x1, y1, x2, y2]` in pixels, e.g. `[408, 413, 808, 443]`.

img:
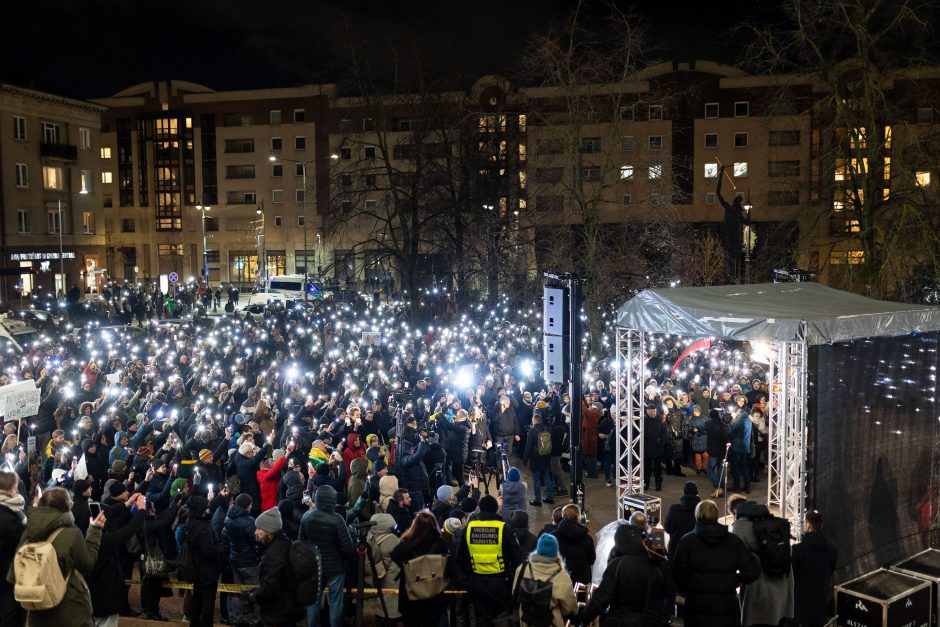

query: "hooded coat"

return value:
[791, 531, 838, 627]
[256, 454, 288, 512]
[378, 474, 399, 513]
[671, 521, 761, 627]
[553, 518, 596, 585]
[88, 509, 147, 618]
[664, 494, 700, 559]
[500, 478, 527, 522]
[512, 553, 578, 627]
[341, 433, 366, 474]
[299, 485, 355, 579]
[184, 495, 227, 585]
[15, 506, 102, 627]
[252, 531, 303, 625]
[732, 517, 795, 626]
[366, 513, 403, 618]
[222, 503, 258, 569]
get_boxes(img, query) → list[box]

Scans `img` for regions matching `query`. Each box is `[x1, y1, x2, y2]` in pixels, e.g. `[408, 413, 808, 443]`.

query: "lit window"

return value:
[850, 127, 867, 149]
[80, 170, 93, 193]
[519, 143, 526, 161]
[518, 114, 527, 132]
[648, 164, 662, 179]
[620, 165, 634, 180]
[82, 212, 95, 234]
[916, 171, 931, 187]
[883, 156, 891, 181]
[100, 147, 111, 159]
[733, 162, 748, 178]
[704, 163, 719, 178]
[43, 166, 64, 190]
[519, 170, 527, 189]
[704, 103, 719, 118]
[884, 125, 892, 148]
[102, 171, 113, 185]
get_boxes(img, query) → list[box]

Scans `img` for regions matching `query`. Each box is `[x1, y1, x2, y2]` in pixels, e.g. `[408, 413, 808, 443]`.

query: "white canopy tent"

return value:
[614, 282, 940, 533]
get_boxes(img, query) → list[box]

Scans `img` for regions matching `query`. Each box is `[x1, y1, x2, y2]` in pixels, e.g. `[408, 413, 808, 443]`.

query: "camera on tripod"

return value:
[350, 519, 377, 544]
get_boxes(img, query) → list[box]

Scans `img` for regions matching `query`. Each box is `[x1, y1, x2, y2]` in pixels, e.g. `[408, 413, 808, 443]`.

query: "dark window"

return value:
[704, 133, 718, 149]
[768, 160, 801, 177]
[734, 132, 748, 148]
[769, 130, 801, 147]
[768, 190, 800, 205]
[340, 146, 351, 159]
[121, 218, 135, 232]
[582, 166, 601, 182]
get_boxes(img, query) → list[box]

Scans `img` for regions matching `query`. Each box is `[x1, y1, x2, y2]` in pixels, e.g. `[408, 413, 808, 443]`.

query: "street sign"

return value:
[169, 272, 179, 284]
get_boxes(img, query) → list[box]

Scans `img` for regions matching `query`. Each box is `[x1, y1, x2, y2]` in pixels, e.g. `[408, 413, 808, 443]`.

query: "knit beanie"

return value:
[436, 485, 454, 503]
[255, 507, 282, 533]
[443, 517, 462, 535]
[459, 497, 477, 514]
[198, 448, 213, 463]
[507, 467, 521, 482]
[235, 493, 253, 510]
[536, 533, 559, 558]
[108, 482, 128, 498]
[73, 480, 91, 495]
[170, 478, 189, 498]
[272, 448, 286, 462]
[683, 481, 699, 496]
[238, 442, 254, 457]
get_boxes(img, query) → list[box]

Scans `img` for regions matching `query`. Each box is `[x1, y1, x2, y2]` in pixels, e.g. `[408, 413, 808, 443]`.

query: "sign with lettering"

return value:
[10, 252, 76, 261]
[0, 380, 41, 420]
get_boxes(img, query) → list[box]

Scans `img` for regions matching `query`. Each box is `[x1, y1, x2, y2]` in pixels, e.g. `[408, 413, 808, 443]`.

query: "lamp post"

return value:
[269, 153, 338, 300]
[743, 192, 753, 284]
[57, 198, 65, 291]
[256, 202, 266, 292]
[195, 200, 211, 288]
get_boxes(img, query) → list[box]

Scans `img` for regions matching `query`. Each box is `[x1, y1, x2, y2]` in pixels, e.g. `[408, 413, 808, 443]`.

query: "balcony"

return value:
[40, 142, 78, 160]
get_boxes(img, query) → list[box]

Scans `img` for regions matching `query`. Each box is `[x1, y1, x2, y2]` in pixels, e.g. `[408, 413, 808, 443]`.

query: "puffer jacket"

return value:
[366, 514, 401, 619]
[15, 506, 102, 627]
[512, 554, 578, 627]
[299, 485, 355, 579]
[223, 503, 258, 568]
[500, 479, 527, 522]
[671, 521, 761, 627]
[378, 474, 399, 513]
[689, 410, 708, 452]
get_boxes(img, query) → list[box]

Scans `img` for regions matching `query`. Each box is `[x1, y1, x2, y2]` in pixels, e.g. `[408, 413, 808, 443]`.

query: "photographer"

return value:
[397, 432, 430, 510]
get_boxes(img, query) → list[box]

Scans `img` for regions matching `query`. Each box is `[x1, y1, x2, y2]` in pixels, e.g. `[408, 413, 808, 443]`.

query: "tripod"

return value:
[352, 523, 390, 627]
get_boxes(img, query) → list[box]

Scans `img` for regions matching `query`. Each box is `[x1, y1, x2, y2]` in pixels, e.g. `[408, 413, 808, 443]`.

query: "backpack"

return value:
[402, 553, 446, 601]
[13, 528, 71, 611]
[751, 516, 792, 577]
[537, 430, 553, 456]
[290, 539, 323, 606]
[176, 535, 196, 583]
[514, 562, 558, 627]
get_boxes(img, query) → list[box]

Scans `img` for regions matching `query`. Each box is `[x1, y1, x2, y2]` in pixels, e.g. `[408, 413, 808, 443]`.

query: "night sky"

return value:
[3, 0, 764, 99]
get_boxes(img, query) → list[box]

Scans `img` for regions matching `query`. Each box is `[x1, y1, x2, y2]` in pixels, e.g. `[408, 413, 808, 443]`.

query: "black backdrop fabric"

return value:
[812, 332, 940, 583]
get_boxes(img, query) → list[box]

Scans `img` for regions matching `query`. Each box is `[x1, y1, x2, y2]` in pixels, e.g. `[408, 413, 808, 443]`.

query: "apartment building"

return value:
[0, 84, 107, 299]
[92, 80, 336, 290]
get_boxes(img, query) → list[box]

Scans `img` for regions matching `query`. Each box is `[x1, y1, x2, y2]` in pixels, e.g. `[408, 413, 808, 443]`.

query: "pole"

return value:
[302, 162, 308, 301]
[261, 200, 267, 289]
[568, 277, 584, 509]
[58, 199, 65, 291]
[200, 207, 208, 288]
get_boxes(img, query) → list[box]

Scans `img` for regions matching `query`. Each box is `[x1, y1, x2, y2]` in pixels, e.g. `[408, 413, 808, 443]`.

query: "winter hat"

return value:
[238, 442, 254, 457]
[255, 507, 282, 533]
[315, 484, 338, 511]
[372, 459, 388, 475]
[683, 481, 699, 496]
[51, 469, 67, 484]
[170, 478, 189, 498]
[233, 413, 246, 425]
[198, 449, 213, 463]
[73, 479, 91, 495]
[235, 493, 253, 510]
[108, 481, 129, 498]
[370, 513, 396, 534]
[443, 517, 463, 535]
[507, 467, 521, 482]
[536, 533, 559, 558]
[272, 448, 286, 462]
[115, 430, 128, 443]
[436, 485, 454, 503]
[459, 497, 478, 514]
[285, 484, 304, 502]
[709, 408, 721, 420]
[316, 431, 332, 442]
[509, 510, 529, 529]
[111, 460, 127, 473]
[479, 494, 499, 514]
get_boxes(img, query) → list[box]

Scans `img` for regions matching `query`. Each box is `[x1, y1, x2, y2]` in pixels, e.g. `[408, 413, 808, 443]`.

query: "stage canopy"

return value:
[616, 282, 940, 345]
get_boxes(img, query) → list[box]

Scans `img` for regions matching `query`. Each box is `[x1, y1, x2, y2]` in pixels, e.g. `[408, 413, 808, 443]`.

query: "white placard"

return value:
[0, 380, 40, 420]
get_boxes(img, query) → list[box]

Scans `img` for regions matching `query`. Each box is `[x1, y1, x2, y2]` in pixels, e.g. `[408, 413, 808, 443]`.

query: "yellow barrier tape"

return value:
[124, 580, 469, 595]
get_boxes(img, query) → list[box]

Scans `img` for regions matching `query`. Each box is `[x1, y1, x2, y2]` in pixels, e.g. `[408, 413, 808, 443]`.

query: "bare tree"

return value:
[744, 0, 940, 299]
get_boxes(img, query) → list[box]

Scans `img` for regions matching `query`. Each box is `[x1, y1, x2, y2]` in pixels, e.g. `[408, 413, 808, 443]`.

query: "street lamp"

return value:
[256, 202, 266, 292]
[195, 200, 211, 288]
[57, 199, 65, 292]
[269, 152, 338, 300]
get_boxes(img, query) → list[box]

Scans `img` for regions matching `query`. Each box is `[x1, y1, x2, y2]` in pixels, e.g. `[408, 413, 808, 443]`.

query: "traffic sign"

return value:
[169, 272, 179, 284]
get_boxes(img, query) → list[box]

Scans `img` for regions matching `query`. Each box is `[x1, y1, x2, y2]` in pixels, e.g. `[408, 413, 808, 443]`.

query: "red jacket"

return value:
[256, 454, 288, 512]
[581, 400, 602, 455]
[342, 434, 366, 474]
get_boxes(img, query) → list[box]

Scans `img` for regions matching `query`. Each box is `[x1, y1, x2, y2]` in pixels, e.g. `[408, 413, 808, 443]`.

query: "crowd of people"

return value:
[0, 284, 839, 627]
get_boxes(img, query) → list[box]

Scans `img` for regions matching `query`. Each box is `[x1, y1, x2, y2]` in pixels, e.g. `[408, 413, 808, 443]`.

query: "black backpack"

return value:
[751, 516, 792, 577]
[290, 539, 323, 606]
[176, 535, 195, 583]
[514, 562, 559, 627]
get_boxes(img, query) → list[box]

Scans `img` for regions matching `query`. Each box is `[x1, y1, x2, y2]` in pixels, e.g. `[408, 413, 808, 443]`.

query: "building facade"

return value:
[0, 84, 107, 300]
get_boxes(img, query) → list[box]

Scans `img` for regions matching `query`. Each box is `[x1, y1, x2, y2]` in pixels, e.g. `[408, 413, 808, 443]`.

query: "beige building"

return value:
[0, 84, 107, 300]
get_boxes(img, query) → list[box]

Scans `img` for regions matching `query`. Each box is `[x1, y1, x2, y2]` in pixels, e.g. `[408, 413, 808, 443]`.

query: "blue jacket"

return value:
[689, 413, 708, 452]
[223, 504, 258, 568]
[729, 413, 752, 454]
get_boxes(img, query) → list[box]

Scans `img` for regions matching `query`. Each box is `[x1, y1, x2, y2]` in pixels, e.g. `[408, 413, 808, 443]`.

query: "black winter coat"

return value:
[664, 495, 699, 559]
[390, 534, 449, 619]
[185, 508, 227, 585]
[524, 424, 552, 471]
[553, 519, 596, 585]
[581, 538, 674, 626]
[299, 506, 354, 579]
[227, 445, 271, 513]
[223, 504, 258, 568]
[671, 522, 761, 627]
[706, 419, 729, 458]
[252, 532, 303, 625]
[644, 416, 667, 459]
[71, 495, 91, 537]
[89, 509, 147, 617]
[0, 501, 25, 599]
[397, 441, 429, 493]
[792, 532, 838, 627]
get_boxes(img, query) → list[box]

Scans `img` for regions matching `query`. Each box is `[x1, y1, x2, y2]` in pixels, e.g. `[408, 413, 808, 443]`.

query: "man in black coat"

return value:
[440, 409, 470, 487]
[397, 437, 429, 509]
[664, 481, 700, 560]
[706, 409, 730, 497]
[523, 413, 555, 506]
[299, 485, 354, 627]
[792, 511, 838, 627]
[185, 495, 228, 627]
[644, 405, 667, 491]
[89, 494, 148, 621]
[671, 499, 760, 627]
[250, 507, 303, 627]
[579, 522, 674, 626]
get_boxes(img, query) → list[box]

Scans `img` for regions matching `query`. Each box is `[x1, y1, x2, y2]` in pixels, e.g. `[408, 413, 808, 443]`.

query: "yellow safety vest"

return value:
[466, 520, 505, 575]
